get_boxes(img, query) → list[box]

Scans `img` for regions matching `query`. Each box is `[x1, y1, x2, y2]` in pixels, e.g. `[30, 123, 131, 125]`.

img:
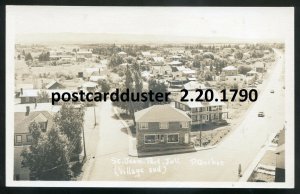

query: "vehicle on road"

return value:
[258, 112, 265, 117]
[270, 89, 274, 93]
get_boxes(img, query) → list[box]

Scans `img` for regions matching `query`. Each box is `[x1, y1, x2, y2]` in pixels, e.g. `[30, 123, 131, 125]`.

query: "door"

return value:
[184, 133, 189, 144]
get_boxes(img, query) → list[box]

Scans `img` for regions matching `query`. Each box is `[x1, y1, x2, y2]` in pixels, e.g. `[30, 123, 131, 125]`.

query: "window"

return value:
[144, 135, 157, 144]
[219, 106, 222, 110]
[16, 135, 22, 143]
[181, 122, 189, 128]
[215, 113, 219, 119]
[191, 115, 197, 121]
[39, 122, 47, 132]
[202, 115, 208, 121]
[26, 135, 32, 142]
[211, 114, 215, 120]
[139, 122, 148, 129]
[167, 134, 179, 143]
[159, 122, 169, 129]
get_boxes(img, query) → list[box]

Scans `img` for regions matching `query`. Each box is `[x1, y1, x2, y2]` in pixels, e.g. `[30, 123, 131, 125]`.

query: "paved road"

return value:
[82, 49, 285, 181]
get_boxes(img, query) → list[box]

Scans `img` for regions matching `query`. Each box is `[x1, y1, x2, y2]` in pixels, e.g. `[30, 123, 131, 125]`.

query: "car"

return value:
[258, 112, 265, 117]
[270, 90, 274, 93]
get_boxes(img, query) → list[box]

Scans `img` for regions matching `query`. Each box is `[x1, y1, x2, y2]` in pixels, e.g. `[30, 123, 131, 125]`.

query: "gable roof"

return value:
[14, 111, 54, 134]
[135, 105, 191, 123]
[45, 80, 65, 89]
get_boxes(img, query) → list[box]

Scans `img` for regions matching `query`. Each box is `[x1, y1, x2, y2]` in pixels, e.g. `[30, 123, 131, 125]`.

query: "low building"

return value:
[174, 90, 228, 126]
[135, 105, 192, 153]
[19, 89, 39, 104]
[222, 65, 238, 76]
[254, 62, 266, 73]
[183, 81, 206, 91]
[45, 80, 65, 90]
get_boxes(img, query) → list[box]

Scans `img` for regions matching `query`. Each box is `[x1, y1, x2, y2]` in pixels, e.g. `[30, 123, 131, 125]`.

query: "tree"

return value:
[25, 53, 33, 61]
[204, 72, 213, 81]
[54, 103, 85, 159]
[21, 122, 71, 180]
[37, 90, 49, 103]
[98, 80, 110, 93]
[234, 51, 243, 60]
[148, 79, 168, 106]
[238, 65, 252, 75]
[38, 52, 50, 61]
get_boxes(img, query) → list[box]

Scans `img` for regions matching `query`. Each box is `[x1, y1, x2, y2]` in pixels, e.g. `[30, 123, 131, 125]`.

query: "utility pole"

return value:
[94, 106, 96, 127]
[82, 124, 86, 161]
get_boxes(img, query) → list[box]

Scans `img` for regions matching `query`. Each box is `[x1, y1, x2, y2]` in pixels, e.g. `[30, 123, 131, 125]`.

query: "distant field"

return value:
[15, 59, 99, 86]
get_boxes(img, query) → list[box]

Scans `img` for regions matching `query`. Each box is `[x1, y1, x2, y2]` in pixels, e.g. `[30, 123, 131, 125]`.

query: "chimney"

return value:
[25, 106, 30, 116]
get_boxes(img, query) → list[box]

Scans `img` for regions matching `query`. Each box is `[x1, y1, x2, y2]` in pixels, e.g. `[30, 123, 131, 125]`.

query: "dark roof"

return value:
[15, 111, 54, 134]
[135, 105, 191, 123]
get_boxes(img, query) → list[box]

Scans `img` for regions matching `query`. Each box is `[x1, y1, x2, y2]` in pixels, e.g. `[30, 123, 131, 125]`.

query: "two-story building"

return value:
[174, 90, 228, 126]
[134, 105, 193, 154]
[14, 107, 54, 180]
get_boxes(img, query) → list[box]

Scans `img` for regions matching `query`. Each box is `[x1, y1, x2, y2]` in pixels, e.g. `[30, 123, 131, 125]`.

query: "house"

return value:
[183, 81, 206, 91]
[81, 82, 98, 92]
[151, 57, 164, 66]
[222, 65, 238, 76]
[45, 80, 65, 90]
[135, 105, 193, 153]
[14, 109, 54, 180]
[15, 84, 34, 97]
[19, 89, 39, 104]
[254, 62, 265, 73]
[174, 90, 228, 126]
[14, 110, 54, 146]
[151, 65, 172, 78]
[118, 51, 127, 58]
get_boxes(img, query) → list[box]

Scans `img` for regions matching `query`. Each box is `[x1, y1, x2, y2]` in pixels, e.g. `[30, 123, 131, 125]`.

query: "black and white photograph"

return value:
[5, 6, 294, 188]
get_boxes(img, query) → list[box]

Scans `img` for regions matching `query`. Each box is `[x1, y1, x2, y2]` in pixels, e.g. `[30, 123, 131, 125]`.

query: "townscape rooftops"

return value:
[135, 104, 191, 123]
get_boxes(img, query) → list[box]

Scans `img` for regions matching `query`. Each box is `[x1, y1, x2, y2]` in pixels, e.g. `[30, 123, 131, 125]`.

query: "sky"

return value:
[7, 6, 293, 41]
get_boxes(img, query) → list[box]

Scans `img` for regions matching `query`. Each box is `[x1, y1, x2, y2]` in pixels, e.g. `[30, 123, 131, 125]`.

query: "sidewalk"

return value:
[112, 107, 138, 157]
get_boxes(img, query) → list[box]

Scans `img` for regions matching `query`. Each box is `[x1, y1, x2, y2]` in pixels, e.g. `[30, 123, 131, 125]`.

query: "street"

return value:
[81, 49, 285, 182]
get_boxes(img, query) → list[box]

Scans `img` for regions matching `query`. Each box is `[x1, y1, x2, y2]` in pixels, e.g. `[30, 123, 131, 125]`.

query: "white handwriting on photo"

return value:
[111, 157, 224, 177]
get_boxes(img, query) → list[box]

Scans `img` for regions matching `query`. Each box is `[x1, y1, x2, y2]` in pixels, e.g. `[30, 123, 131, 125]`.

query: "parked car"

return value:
[258, 112, 265, 117]
[270, 89, 274, 93]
